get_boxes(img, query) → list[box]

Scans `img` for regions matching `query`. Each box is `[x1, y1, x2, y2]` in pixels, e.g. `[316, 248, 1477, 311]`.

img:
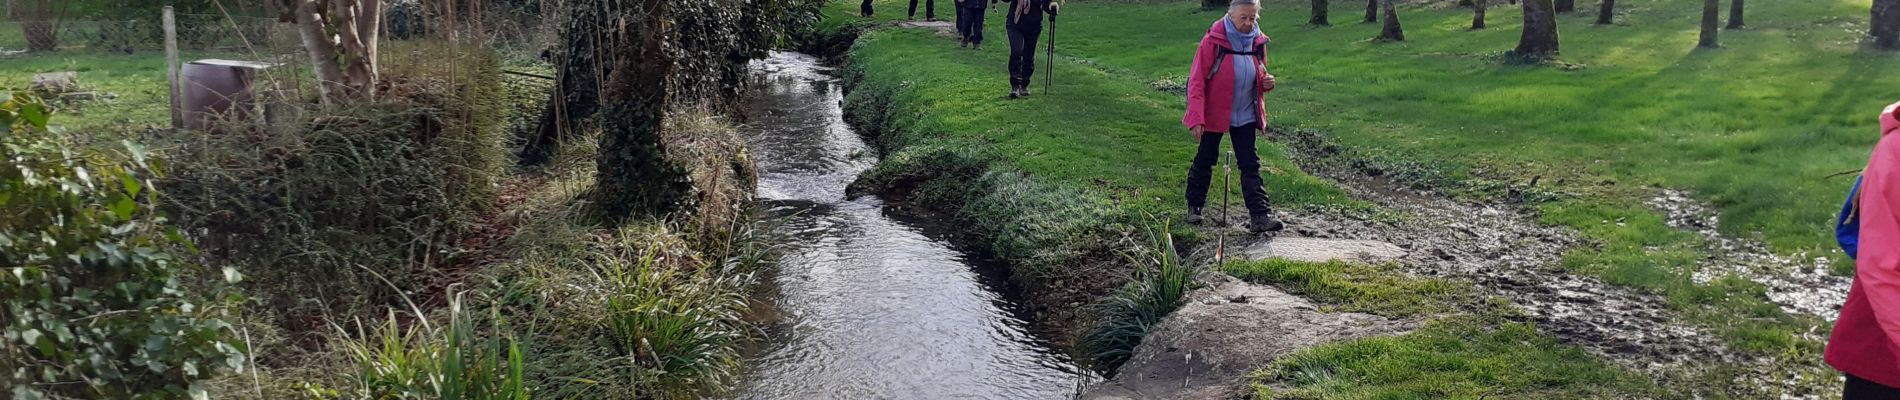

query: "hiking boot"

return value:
[1186, 207, 1205, 225]
[960, 39, 968, 48]
[1007, 86, 1021, 99]
[972, 43, 981, 51]
[1249, 212, 1284, 233]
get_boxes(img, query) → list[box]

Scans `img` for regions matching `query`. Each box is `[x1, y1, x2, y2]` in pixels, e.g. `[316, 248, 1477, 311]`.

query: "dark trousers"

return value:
[956, 6, 986, 45]
[910, 0, 935, 19]
[1846, 374, 1900, 400]
[1186, 123, 1272, 214]
[861, 0, 874, 16]
[1006, 21, 1043, 87]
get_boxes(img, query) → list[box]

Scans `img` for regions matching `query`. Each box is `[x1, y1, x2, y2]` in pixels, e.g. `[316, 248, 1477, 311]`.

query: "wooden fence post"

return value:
[163, 6, 181, 130]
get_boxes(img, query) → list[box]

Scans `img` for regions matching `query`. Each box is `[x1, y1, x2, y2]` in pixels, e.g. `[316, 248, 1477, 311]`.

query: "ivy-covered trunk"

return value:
[594, 0, 686, 220]
[522, 0, 612, 166]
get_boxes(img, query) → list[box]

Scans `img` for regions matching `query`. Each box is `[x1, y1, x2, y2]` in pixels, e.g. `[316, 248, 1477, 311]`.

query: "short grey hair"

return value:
[1230, 0, 1258, 9]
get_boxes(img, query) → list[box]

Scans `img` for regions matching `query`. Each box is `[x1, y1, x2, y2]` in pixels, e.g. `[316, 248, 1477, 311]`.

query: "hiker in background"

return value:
[911, 0, 937, 20]
[1003, 0, 1058, 98]
[1180, 0, 1281, 233]
[862, 0, 876, 17]
[1827, 101, 1900, 399]
[957, 0, 991, 49]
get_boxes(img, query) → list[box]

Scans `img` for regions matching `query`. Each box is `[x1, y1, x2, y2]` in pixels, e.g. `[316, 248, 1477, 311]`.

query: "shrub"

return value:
[160, 44, 508, 321]
[0, 93, 246, 399]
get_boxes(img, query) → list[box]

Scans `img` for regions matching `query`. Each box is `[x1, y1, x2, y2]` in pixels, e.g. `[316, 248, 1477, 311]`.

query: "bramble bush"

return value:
[0, 93, 246, 399]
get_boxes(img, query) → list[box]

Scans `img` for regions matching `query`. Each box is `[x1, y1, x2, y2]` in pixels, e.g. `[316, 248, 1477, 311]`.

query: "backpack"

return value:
[1205, 40, 1267, 81]
[1838, 175, 1864, 260]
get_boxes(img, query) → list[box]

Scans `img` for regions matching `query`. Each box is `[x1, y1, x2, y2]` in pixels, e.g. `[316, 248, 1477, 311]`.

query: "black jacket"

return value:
[1003, 0, 1054, 25]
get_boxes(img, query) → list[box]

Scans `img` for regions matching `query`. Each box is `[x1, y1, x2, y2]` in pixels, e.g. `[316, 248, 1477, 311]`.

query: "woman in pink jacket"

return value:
[1829, 102, 1900, 398]
[1182, 0, 1281, 233]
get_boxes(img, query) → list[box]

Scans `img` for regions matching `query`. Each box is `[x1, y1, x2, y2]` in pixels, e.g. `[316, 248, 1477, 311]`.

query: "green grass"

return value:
[1224, 258, 1476, 318]
[1256, 316, 1670, 400]
[1223, 256, 1664, 398]
[0, 49, 249, 133]
[835, 0, 1841, 370]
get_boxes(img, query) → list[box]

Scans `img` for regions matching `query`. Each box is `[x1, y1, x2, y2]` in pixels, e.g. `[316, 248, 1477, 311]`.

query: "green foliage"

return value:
[594, 227, 750, 399]
[1257, 317, 1666, 399]
[1224, 258, 1475, 318]
[160, 45, 508, 319]
[1079, 222, 1198, 375]
[0, 93, 246, 399]
[312, 293, 530, 400]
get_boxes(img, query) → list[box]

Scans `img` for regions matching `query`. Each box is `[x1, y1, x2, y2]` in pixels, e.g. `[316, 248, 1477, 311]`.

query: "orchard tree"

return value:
[1726, 0, 1743, 29]
[1555, 0, 1572, 12]
[1473, 0, 1486, 29]
[1698, 0, 1719, 47]
[1365, 0, 1377, 23]
[1879, 0, 1900, 49]
[1378, 0, 1403, 40]
[279, 0, 383, 102]
[1513, 0, 1559, 58]
[1596, 0, 1614, 24]
[1312, 0, 1329, 26]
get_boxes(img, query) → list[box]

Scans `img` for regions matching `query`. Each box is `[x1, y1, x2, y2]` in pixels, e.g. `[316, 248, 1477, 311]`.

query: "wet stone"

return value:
[1240, 236, 1407, 264]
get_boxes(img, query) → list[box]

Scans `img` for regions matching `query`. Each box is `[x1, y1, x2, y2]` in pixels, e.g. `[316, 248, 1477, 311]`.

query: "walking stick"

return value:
[1044, 12, 1055, 94]
[1217, 150, 1233, 263]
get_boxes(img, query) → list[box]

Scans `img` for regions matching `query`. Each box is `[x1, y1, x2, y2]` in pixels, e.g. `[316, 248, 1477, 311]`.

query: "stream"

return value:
[733, 52, 1087, 399]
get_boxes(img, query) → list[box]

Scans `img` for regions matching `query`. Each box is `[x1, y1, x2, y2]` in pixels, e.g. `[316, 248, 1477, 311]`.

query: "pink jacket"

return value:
[1182, 19, 1272, 132]
[1828, 101, 1900, 388]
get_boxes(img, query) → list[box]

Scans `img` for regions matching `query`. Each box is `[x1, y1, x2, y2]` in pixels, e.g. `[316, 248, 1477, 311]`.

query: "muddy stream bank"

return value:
[733, 52, 1089, 399]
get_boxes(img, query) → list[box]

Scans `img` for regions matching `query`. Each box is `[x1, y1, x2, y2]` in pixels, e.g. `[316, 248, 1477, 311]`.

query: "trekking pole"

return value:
[1217, 150, 1233, 264]
[1044, 11, 1055, 94]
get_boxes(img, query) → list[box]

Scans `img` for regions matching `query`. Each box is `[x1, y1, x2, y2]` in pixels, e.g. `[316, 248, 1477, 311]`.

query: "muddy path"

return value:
[1239, 129, 1845, 396]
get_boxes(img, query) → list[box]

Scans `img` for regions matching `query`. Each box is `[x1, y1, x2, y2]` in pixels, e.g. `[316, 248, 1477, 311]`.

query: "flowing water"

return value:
[734, 52, 1086, 399]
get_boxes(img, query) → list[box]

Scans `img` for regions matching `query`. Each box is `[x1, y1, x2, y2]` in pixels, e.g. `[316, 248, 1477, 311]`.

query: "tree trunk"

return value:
[1555, 0, 1573, 13]
[1312, 0, 1330, 26]
[1513, 0, 1559, 58]
[1365, 0, 1377, 23]
[1596, 0, 1614, 24]
[291, 0, 348, 101]
[1879, 0, 1900, 49]
[1698, 0, 1719, 48]
[1473, 0, 1486, 29]
[594, 0, 685, 219]
[288, 0, 381, 103]
[1203, 0, 1225, 10]
[1378, 0, 1404, 40]
[523, 0, 610, 165]
[1725, 0, 1743, 29]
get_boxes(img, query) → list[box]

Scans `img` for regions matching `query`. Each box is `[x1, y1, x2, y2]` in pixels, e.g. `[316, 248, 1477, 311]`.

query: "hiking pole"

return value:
[1044, 11, 1055, 94]
[1217, 150, 1233, 264]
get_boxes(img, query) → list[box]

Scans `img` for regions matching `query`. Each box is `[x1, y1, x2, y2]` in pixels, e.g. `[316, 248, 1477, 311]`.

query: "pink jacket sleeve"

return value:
[1861, 127, 1900, 363]
[1183, 38, 1215, 128]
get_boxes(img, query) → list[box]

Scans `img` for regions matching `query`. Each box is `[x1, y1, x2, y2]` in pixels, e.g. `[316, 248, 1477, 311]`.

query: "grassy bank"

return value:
[829, 0, 1860, 394]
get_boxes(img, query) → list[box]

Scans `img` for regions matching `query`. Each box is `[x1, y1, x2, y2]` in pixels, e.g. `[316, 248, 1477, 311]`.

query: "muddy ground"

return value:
[1169, 128, 1850, 397]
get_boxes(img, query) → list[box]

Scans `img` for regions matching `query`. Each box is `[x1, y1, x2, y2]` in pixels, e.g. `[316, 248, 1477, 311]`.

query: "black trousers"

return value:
[1846, 374, 1900, 400]
[1186, 123, 1272, 214]
[861, 0, 874, 16]
[910, 0, 935, 19]
[1006, 20, 1042, 88]
[956, 6, 986, 44]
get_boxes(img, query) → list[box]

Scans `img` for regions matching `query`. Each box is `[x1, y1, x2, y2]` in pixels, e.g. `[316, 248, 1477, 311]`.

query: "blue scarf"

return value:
[1223, 18, 1261, 126]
